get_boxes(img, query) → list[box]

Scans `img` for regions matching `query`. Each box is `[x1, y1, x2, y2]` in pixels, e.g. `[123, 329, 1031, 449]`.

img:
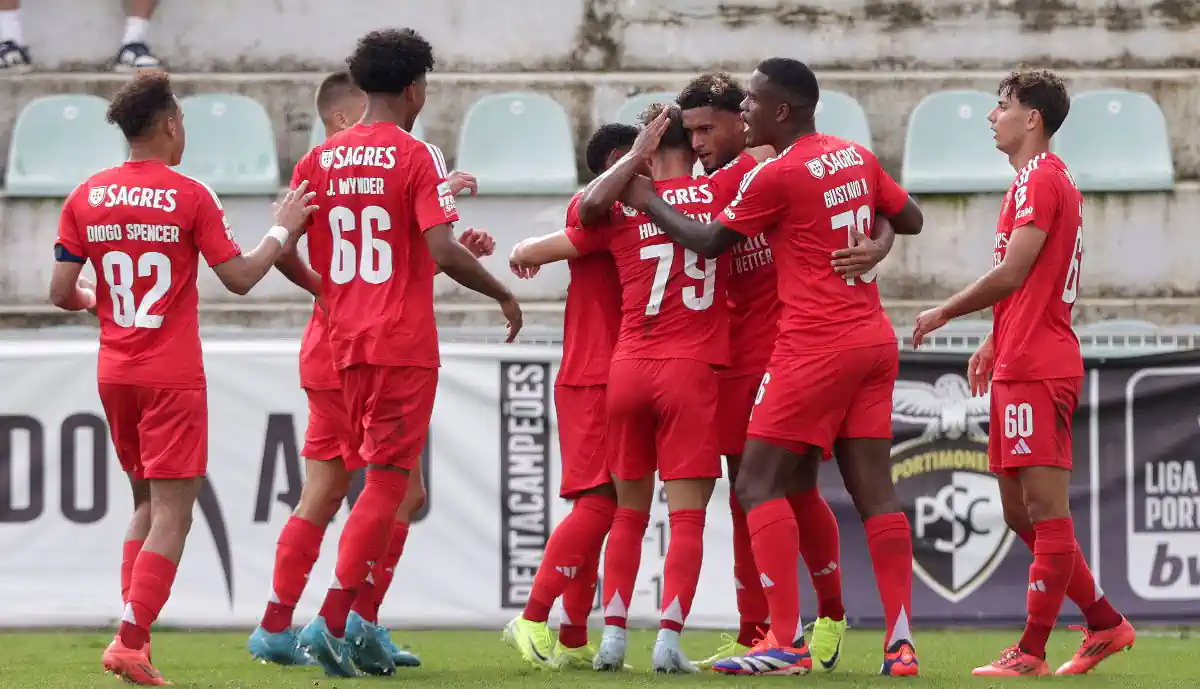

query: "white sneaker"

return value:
[113, 42, 161, 72]
[592, 625, 627, 672]
[0, 40, 32, 74]
[652, 629, 700, 674]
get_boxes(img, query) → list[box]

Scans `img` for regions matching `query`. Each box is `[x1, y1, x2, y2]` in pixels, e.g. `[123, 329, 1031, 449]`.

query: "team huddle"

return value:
[48, 25, 1135, 685]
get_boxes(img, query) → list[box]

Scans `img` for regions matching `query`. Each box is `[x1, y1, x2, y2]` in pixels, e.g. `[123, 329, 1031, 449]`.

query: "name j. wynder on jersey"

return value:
[890, 374, 1016, 604]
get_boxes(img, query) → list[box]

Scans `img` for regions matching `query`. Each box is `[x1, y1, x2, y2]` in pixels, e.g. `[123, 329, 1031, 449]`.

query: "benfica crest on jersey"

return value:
[319, 149, 334, 169]
[890, 374, 1015, 603]
[805, 158, 825, 179]
[88, 186, 106, 207]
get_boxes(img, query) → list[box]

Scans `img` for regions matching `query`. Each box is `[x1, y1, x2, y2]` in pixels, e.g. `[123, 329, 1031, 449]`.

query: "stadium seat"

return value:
[176, 94, 280, 195]
[308, 117, 424, 151]
[5, 94, 127, 197]
[613, 91, 678, 125]
[456, 92, 577, 195]
[816, 91, 873, 150]
[1054, 90, 1174, 191]
[901, 90, 1014, 193]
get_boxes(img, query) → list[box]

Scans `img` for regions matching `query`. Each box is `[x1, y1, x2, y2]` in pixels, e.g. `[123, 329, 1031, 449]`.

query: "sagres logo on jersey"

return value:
[891, 373, 1015, 603]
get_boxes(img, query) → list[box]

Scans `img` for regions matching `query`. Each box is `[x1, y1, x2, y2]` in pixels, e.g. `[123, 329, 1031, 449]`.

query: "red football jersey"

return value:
[288, 155, 341, 391]
[55, 160, 242, 388]
[709, 152, 779, 374]
[720, 134, 907, 358]
[992, 152, 1084, 381]
[557, 192, 623, 387]
[294, 123, 458, 371]
[566, 176, 729, 366]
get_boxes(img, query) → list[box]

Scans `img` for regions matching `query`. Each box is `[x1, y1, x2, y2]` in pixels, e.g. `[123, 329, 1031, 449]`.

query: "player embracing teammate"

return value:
[913, 67, 1136, 677]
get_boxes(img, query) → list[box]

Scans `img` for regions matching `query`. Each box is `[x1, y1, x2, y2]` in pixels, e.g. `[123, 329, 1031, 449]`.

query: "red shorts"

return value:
[99, 383, 207, 480]
[339, 364, 438, 470]
[555, 384, 611, 499]
[747, 344, 897, 454]
[606, 358, 721, 482]
[301, 387, 365, 472]
[988, 377, 1081, 476]
[717, 372, 763, 456]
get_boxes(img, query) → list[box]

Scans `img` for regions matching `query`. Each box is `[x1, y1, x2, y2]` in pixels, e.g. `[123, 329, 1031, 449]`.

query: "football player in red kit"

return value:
[248, 70, 491, 669]
[676, 72, 888, 673]
[912, 68, 1135, 678]
[620, 58, 924, 676]
[50, 71, 317, 685]
[510, 105, 727, 673]
[501, 123, 637, 670]
[291, 29, 522, 678]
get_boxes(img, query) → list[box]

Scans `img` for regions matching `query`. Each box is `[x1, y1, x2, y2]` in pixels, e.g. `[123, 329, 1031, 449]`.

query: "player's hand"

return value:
[967, 336, 995, 397]
[508, 240, 541, 279]
[630, 105, 675, 160]
[447, 170, 478, 196]
[499, 296, 523, 343]
[274, 180, 319, 233]
[457, 227, 495, 258]
[831, 229, 887, 278]
[911, 307, 949, 349]
[621, 174, 656, 211]
[76, 276, 98, 316]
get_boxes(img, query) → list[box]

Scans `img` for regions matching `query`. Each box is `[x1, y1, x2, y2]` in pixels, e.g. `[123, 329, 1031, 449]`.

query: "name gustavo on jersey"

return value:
[88, 185, 177, 212]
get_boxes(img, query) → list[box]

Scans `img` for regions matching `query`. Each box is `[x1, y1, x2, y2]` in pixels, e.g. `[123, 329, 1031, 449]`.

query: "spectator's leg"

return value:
[114, 0, 161, 72]
[0, 0, 32, 74]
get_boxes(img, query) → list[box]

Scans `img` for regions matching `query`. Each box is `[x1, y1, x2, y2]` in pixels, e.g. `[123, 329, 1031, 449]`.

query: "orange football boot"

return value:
[102, 637, 171, 686]
[972, 645, 1050, 677]
[1055, 620, 1136, 675]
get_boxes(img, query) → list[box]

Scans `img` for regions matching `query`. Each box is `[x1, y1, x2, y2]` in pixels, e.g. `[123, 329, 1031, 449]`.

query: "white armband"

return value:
[266, 225, 290, 248]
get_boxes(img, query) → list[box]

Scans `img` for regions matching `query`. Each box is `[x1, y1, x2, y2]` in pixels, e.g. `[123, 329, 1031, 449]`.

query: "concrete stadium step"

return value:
[2, 70, 1200, 183]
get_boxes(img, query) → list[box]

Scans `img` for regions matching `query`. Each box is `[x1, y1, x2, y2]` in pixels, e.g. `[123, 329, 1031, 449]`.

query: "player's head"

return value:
[346, 28, 434, 131]
[744, 58, 819, 148]
[639, 101, 692, 157]
[585, 123, 638, 175]
[316, 70, 366, 138]
[106, 71, 185, 166]
[677, 72, 747, 173]
[989, 68, 1069, 155]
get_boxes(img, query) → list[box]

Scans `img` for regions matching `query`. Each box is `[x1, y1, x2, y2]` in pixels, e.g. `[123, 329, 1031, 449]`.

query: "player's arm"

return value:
[640, 191, 742, 258]
[832, 163, 923, 277]
[510, 231, 580, 272]
[49, 191, 97, 312]
[211, 183, 319, 295]
[274, 242, 322, 300]
[577, 107, 672, 226]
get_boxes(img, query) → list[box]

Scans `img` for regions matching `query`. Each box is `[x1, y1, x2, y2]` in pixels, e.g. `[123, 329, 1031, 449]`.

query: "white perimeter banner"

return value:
[0, 339, 740, 629]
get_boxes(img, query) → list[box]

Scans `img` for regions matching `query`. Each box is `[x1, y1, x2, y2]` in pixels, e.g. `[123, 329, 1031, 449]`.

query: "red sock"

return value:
[660, 509, 705, 632]
[120, 539, 144, 604]
[730, 495, 769, 645]
[601, 508, 649, 629]
[319, 470, 408, 637]
[118, 552, 177, 651]
[865, 512, 914, 650]
[1020, 517, 1077, 659]
[261, 516, 325, 633]
[524, 495, 616, 623]
[747, 498, 801, 647]
[560, 546, 602, 649]
[787, 490, 844, 621]
[1019, 529, 1123, 631]
[352, 520, 409, 624]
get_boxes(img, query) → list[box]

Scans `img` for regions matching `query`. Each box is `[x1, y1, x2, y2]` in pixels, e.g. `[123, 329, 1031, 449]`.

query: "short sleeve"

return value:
[871, 153, 909, 217]
[55, 185, 86, 261]
[191, 182, 243, 267]
[565, 221, 611, 256]
[1012, 167, 1061, 232]
[410, 142, 459, 232]
[290, 149, 314, 190]
[564, 194, 582, 229]
[720, 161, 785, 237]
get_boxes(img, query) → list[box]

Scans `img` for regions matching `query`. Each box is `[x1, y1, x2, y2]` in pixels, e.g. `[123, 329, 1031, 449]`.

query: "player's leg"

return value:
[997, 473, 1133, 674]
[352, 459, 425, 668]
[834, 344, 917, 676]
[592, 360, 656, 672]
[507, 384, 616, 669]
[782, 467, 845, 671]
[300, 365, 435, 677]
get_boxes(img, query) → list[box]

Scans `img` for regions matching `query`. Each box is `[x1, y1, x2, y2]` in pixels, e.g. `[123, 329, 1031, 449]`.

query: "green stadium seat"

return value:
[816, 91, 873, 150]
[902, 90, 1014, 193]
[1054, 90, 1173, 191]
[308, 117, 424, 151]
[176, 94, 279, 195]
[5, 95, 127, 197]
[613, 91, 678, 125]
[456, 92, 577, 195]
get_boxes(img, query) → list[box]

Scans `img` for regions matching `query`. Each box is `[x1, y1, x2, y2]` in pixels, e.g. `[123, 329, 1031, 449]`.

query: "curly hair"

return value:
[677, 72, 746, 114]
[106, 71, 176, 139]
[584, 123, 638, 175]
[638, 101, 690, 151]
[999, 67, 1070, 136]
[347, 28, 435, 94]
